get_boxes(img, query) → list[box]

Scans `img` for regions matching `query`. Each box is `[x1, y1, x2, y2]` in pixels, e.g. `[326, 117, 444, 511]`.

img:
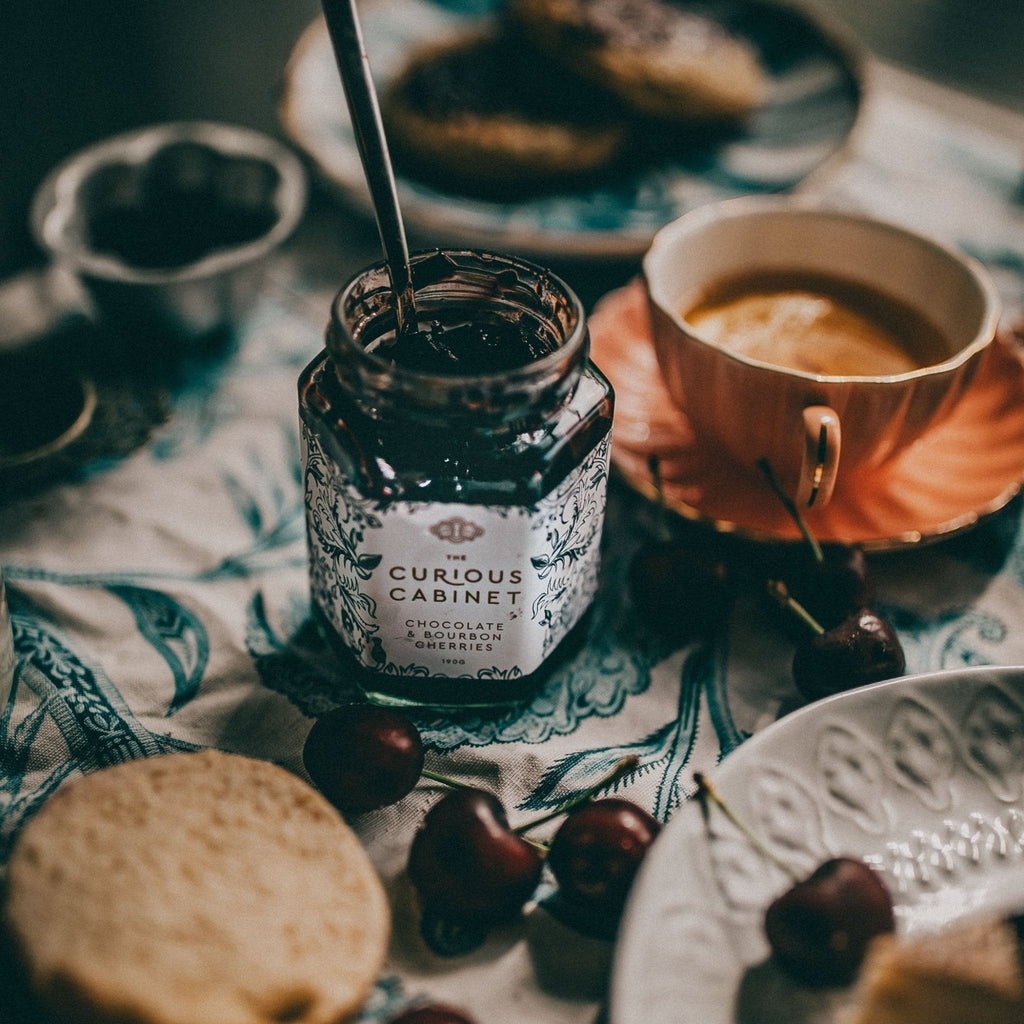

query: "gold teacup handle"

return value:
[796, 406, 841, 509]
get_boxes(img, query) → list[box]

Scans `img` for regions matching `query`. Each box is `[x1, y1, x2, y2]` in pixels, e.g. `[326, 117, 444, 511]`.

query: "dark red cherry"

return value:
[764, 856, 895, 987]
[755, 459, 872, 631]
[388, 1004, 477, 1024]
[628, 534, 733, 642]
[408, 788, 544, 926]
[547, 798, 661, 924]
[303, 703, 425, 814]
[630, 458, 734, 642]
[792, 608, 906, 702]
[789, 543, 872, 630]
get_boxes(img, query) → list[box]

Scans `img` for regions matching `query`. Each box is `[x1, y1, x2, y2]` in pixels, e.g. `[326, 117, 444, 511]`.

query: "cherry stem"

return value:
[648, 454, 672, 542]
[420, 768, 476, 790]
[757, 458, 824, 563]
[513, 755, 641, 836]
[694, 772, 800, 883]
[767, 579, 825, 636]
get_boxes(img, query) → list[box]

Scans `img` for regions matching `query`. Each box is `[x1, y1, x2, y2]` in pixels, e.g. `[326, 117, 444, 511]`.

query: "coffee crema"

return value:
[684, 270, 949, 376]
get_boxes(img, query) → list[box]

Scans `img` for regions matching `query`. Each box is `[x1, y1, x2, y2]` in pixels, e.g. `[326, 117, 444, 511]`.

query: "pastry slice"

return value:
[510, 0, 766, 122]
[844, 913, 1024, 1024]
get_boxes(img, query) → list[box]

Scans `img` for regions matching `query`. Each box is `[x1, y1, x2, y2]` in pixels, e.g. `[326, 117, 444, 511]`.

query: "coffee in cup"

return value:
[683, 269, 949, 377]
[643, 198, 1000, 509]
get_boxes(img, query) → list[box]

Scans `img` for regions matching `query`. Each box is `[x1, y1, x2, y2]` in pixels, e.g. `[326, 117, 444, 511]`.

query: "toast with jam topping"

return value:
[382, 25, 631, 198]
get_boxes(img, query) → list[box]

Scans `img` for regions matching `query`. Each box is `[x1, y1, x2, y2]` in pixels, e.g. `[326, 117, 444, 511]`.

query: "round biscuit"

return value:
[3, 749, 390, 1024]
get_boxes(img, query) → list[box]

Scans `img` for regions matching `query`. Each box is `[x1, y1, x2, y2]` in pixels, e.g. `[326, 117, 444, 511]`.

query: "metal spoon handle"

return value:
[321, 0, 416, 330]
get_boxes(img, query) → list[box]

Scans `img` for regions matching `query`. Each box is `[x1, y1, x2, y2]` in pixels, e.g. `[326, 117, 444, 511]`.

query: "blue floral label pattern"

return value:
[303, 424, 610, 681]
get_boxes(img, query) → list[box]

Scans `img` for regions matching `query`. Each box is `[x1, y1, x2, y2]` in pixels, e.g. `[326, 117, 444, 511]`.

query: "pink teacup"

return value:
[643, 197, 1000, 508]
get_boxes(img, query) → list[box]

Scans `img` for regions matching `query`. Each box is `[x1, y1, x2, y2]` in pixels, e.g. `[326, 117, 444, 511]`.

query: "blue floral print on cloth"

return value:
[2, 67, 1024, 1024]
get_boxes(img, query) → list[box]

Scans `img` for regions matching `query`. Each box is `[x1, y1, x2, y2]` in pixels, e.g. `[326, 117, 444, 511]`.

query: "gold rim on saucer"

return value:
[0, 372, 97, 471]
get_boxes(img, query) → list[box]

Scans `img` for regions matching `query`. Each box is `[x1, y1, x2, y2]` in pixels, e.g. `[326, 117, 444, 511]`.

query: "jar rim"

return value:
[327, 248, 587, 386]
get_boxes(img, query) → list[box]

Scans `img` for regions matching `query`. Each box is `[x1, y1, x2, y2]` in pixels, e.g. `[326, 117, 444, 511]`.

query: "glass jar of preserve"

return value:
[298, 249, 614, 710]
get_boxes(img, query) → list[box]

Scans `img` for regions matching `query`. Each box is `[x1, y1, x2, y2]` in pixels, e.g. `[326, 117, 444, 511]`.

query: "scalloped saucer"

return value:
[590, 278, 1024, 550]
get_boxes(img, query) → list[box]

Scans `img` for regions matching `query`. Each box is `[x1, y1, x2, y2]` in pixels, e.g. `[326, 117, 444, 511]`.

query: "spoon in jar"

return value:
[320, 0, 417, 332]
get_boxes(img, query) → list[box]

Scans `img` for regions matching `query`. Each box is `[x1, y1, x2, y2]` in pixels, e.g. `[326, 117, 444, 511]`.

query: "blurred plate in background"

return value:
[280, 0, 863, 260]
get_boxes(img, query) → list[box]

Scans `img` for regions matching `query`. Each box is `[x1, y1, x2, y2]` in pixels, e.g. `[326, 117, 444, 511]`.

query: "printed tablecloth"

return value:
[2, 60, 1024, 1024]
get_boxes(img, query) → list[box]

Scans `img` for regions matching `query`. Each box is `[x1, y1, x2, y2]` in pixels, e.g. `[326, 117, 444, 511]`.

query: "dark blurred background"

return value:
[1, 0, 1022, 280]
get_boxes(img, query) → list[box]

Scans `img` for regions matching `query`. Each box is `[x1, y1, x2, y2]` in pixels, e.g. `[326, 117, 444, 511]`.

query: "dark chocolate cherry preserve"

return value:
[299, 250, 614, 710]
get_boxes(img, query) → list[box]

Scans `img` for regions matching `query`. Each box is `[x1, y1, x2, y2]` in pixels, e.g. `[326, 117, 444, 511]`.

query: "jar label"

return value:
[302, 425, 610, 683]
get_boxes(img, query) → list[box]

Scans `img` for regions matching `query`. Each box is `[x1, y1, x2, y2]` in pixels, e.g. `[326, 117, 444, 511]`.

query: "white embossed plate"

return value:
[610, 665, 1024, 1024]
[280, 0, 863, 259]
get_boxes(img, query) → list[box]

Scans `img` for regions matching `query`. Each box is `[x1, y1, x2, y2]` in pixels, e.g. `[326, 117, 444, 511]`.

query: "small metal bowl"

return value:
[0, 353, 98, 494]
[30, 121, 308, 345]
